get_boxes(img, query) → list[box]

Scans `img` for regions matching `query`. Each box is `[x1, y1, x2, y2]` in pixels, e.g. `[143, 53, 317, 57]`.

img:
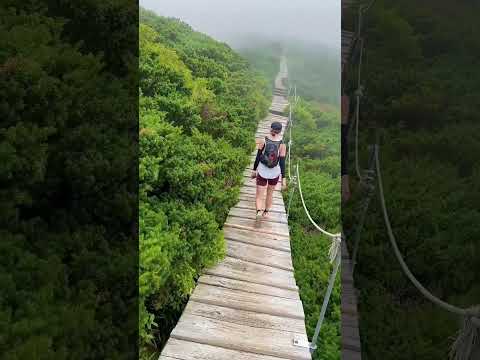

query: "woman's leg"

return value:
[264, 185, 275, 216]
[263, 176, 279, 217]
[256, 175, 267, 214]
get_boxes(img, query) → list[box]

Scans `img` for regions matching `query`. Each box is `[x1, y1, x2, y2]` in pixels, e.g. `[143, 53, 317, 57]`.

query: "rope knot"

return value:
[450, 307, 480, 360]
[355, 86, 364, 98]
[328, 235, 342, 264]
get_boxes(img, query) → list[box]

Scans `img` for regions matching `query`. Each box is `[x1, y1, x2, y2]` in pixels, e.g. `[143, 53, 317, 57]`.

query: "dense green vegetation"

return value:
[343, 0, 480, 358]
[0, 1, 138, 359]
[286, 100, 341, 360]
[138, 8, 271, 357]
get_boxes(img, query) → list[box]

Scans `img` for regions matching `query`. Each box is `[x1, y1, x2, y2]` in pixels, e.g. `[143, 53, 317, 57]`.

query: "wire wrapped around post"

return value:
[309, 245, 341, 354]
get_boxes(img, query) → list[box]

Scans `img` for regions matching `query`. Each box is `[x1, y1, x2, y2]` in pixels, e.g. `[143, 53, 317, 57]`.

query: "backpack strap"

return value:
[262, 136, 268, 154]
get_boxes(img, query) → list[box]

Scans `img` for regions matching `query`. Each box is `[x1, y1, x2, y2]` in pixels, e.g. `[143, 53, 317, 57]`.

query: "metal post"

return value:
[286, 176, 297, 219]
[287, 106, 293, 180]
[309, 249, 341, 353]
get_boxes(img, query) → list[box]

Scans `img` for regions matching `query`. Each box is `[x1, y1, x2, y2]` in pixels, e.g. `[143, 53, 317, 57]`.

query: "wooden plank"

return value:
[205, 256, 298, 291]
[342, 313, 359, 329]
[238, 194, 284, 206]
[229, 207, 288, 224]
[224, 225, 291, 252]
[171, 314, 311, 360]
[226, 216, 290, 237]
[185, 301, 306, 334]
[191, 284, 304, 320]
[342, 348, 362, 360]
[199, 275, 299, 300]
[226, 239, 293, 271]
[342, 324, 360, 345]
[224, 223, 289, 241]
[162, 338, 293, 360]
[233, 200, 285, 214]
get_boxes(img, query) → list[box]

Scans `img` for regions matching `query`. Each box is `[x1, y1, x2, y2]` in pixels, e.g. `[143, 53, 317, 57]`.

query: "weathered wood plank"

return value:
[233, 200, 286, 214]
[205, 256, 298, 291]
[162, 338, 285, 360]
[223, 225, 291, 252]
[171, 314, 311, 360]
[198, 275, 299, 300]
[226, 239, 293, 271]
[238, 194, 284, 206]
[241, 186, 283, 199]
[186, 301, 306, 334]
[226, 216, 290, 237]
[342, 348, 362, 360]
[229, 207, 288, 224]
[224, 223, 289, 241]
[191, 284, 304, 319]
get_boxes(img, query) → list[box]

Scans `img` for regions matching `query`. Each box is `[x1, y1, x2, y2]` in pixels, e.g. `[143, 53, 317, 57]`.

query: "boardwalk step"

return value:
[161, 338, 286, 360]
[191, 283, 304, 319]
[241, 187, 283, 199]
[229, 207, 288, 224]
[205, 256, 298, 291]
[199, 275, 299, 300]
[226, 239, 293, 271]
[225, 216, 290, 237]
[171, 314, 311, 360]
[224, 225, 291, 252]
[238, 193, 285, 206]
[233, 200, 286, 215]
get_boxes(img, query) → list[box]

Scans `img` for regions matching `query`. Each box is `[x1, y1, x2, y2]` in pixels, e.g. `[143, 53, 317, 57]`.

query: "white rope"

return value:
[354, 38, 364, 182]
[296, 164, 339, 239]
[287, 105, 293, 181]
[375, 146, 480, 359]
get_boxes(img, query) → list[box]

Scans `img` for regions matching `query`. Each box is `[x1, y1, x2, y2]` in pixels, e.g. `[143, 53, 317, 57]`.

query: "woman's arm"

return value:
[252, 139, 264, 173]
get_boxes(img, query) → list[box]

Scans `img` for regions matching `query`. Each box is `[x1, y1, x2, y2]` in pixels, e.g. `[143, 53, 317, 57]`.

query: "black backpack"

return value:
[260, 137, 282, 168]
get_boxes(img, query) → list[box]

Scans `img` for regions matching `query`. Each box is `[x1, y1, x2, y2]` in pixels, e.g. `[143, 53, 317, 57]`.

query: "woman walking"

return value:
[251, 121, 287, 218]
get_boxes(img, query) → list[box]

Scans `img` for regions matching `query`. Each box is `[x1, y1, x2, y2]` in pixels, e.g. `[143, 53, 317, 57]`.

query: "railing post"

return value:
[286, 176, 297, 219]
[309, 248, 341, 354]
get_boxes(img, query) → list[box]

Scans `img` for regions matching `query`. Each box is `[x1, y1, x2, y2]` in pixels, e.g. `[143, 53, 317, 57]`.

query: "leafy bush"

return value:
[0, 1, 137, 359]
[138, 8, 270, 357]
[342, 0, 480, 358]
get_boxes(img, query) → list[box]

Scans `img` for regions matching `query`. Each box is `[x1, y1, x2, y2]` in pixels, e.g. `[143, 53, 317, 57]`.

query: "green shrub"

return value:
[138, 9, 270, 357]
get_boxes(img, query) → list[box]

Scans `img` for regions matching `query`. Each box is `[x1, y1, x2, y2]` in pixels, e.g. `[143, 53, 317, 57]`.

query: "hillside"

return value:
[139, 8, 271, 358]
[343, 0, 480, 358]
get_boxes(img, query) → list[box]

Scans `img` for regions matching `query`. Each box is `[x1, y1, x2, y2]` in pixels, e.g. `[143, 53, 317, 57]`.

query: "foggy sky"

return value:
[140, 0, 340, 49]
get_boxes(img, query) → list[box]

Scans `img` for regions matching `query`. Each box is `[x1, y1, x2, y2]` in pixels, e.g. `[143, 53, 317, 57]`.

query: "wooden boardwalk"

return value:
[341, 241, 362, 360]
[341, 1, 363, 359]
[160, 58, 312, 360]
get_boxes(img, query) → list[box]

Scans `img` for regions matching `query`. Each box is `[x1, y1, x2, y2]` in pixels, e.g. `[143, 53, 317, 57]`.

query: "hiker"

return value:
[251, 121, 287, 219]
